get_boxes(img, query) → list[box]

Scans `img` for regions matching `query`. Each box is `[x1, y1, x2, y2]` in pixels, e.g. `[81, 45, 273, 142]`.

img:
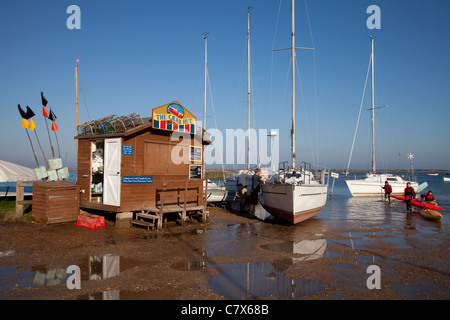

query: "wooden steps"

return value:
[130, 211, 160, 231]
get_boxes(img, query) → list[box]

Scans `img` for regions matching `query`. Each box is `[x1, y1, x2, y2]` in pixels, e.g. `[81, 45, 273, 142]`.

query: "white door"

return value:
[103, 138, 121, 206]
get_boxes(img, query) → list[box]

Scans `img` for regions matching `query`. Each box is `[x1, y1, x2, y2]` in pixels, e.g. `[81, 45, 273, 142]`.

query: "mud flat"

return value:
[0, 205, 449, 300]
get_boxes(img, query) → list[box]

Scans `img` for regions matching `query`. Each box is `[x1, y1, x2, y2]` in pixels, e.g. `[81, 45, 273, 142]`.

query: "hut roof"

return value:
[75, 115, 211, 144]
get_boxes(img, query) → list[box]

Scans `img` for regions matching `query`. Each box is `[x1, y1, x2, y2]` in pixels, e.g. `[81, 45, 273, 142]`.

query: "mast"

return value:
[370, 36, 376, 173]
[75, 60, 79, 130]
[203, 34, 207, 134]
[247, 8, 252, 171]
[75, 59, 79, 169]
[203, 33, 207, 181]
[291, 0, 296, 169]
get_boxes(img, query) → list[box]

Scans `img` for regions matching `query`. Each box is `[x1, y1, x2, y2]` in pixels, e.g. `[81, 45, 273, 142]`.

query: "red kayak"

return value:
[390, 195, 443, 211]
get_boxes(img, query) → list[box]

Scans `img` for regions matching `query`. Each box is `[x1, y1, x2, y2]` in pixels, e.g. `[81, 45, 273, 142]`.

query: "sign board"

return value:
[152, 101, 196, 134]
[122, 145, 133, 155]
[189, 165, 202, 179]
[331, 172, 339, 179]
[122, 176, 153, 184]
[190, 146, 202, 162]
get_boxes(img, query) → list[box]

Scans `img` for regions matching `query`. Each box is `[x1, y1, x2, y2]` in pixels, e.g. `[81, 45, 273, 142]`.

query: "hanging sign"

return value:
[152, 101, 196, 134]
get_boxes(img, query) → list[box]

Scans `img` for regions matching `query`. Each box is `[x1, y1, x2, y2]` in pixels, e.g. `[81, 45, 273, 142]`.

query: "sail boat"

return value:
[259, 0, 329, 225]
[345, 37, 418, 196]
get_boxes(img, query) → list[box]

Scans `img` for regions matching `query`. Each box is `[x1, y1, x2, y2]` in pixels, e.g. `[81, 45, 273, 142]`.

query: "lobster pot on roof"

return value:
[74, 101, 211, 225]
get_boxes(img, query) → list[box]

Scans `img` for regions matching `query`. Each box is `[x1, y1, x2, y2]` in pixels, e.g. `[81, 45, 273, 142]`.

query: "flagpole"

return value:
[26, 106, 49, 167]
[45, 118, 55, 158]
[41, 92, 56, 159]
[33, 129, 48, 166]
[54, 130, 61, 158]
[25, 129, 40, 167]
[18, 104, 40, 167]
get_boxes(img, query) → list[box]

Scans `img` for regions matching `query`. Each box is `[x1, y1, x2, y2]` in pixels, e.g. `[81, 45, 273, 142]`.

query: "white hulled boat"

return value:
[260, 0, 328, 225]
[345, 37, 419, 196]
[204, 180, 228, 203]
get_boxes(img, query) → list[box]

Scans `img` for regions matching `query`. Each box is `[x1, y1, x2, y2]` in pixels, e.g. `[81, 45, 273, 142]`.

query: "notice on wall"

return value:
[122, 145, 133, 155]
[122, 176, 153, 184]
[189, 165, 202, 179]
[190, 146, 202, 162]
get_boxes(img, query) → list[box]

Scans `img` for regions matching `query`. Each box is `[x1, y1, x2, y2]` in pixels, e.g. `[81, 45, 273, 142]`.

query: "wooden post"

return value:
[182, 178, 188, 223]
[159, 178, 166, 229]
[15, 180, 24, 217]
[203, 178, 207, 223]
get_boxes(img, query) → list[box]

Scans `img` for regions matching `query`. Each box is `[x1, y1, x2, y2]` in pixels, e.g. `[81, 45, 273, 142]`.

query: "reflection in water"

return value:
[88, 254, 120, 280]
[0, 254, 121, 298]
[207, 262, 324, 299]
[262, 239, 327, 262]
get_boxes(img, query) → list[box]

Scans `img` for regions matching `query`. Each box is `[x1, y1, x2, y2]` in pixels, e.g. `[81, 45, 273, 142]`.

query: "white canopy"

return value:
[0, 160, 38, 182]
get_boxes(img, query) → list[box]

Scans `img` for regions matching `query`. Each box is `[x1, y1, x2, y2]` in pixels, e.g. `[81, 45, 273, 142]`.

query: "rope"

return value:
[346, 54, 372, 176]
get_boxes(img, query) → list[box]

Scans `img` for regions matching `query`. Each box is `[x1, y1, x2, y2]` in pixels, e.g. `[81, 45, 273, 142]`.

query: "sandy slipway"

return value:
[0, 207, 449, 300]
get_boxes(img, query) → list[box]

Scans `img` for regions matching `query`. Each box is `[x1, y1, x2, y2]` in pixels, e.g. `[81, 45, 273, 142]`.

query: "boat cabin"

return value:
[74, 101, 211, 222]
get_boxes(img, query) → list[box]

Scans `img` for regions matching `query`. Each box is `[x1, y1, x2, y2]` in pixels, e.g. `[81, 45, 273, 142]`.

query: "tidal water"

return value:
[205, 172, 450, 299]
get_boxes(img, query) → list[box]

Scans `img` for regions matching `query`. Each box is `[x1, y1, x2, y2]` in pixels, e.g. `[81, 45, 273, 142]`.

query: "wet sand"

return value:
[0, 205, 449, 300]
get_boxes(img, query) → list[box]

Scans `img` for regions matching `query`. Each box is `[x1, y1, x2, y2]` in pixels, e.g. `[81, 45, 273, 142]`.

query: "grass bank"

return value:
[0, 199, 32, 222]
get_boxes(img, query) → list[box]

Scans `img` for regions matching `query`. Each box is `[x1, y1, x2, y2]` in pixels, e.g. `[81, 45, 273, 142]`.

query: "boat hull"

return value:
[420, 210, 442, 220]
[260, 183, 327, 225]
[345, 177, 418, 197]
[206, 188, 227, 203]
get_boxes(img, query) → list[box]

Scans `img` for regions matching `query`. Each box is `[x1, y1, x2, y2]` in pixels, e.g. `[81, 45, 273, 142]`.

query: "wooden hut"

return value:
[75, 101, 211, 229]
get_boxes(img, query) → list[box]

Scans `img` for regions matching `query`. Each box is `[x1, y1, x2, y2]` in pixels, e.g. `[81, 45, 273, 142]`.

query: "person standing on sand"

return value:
[248, 168, 266, 219]
[237, 170, 251, 214]
[404, 182, 415, 211]
[381, 181, 392, 201]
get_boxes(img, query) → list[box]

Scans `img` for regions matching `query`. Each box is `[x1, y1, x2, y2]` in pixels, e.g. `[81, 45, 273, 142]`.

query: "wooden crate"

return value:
[32, 181, 81, 224]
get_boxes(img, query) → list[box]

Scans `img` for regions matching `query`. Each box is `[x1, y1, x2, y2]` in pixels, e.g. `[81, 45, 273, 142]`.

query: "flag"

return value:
[48, 109, 57, 121]
[22, 118, 29, 128]
[26, 106, 35, 118]
[41, 92, 49, 117]
[51, 121, 58, 132]
[41, 92, 48, 107]
[29, 118, 36, 131]
[18, 104, 28, 119]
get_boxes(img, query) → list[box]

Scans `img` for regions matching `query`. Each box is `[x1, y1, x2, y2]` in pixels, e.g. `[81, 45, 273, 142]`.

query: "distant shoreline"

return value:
[63, 168, 447, 181]
[203, 168, 447, 180]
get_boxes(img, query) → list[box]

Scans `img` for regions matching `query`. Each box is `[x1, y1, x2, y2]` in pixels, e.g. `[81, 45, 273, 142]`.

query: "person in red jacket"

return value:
[420, 190, 436, 204]
[404, 182, 415, 211]
[381, 181, 392, 201]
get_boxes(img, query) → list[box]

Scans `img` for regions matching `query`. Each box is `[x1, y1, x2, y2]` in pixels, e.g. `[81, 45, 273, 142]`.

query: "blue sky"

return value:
[1, 0, 449, 170]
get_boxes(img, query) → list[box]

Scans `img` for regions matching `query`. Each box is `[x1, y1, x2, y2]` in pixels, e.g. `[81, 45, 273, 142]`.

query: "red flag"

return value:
[43, 106, 49, 117]
[51, 121, 58, 132]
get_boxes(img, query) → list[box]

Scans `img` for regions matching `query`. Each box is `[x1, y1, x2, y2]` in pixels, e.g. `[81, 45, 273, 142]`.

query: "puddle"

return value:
[261, 239, 327, 261]
[170, 261, 207, 271]
[0, 254, 130, 292]
[207, 262, 324, 299]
